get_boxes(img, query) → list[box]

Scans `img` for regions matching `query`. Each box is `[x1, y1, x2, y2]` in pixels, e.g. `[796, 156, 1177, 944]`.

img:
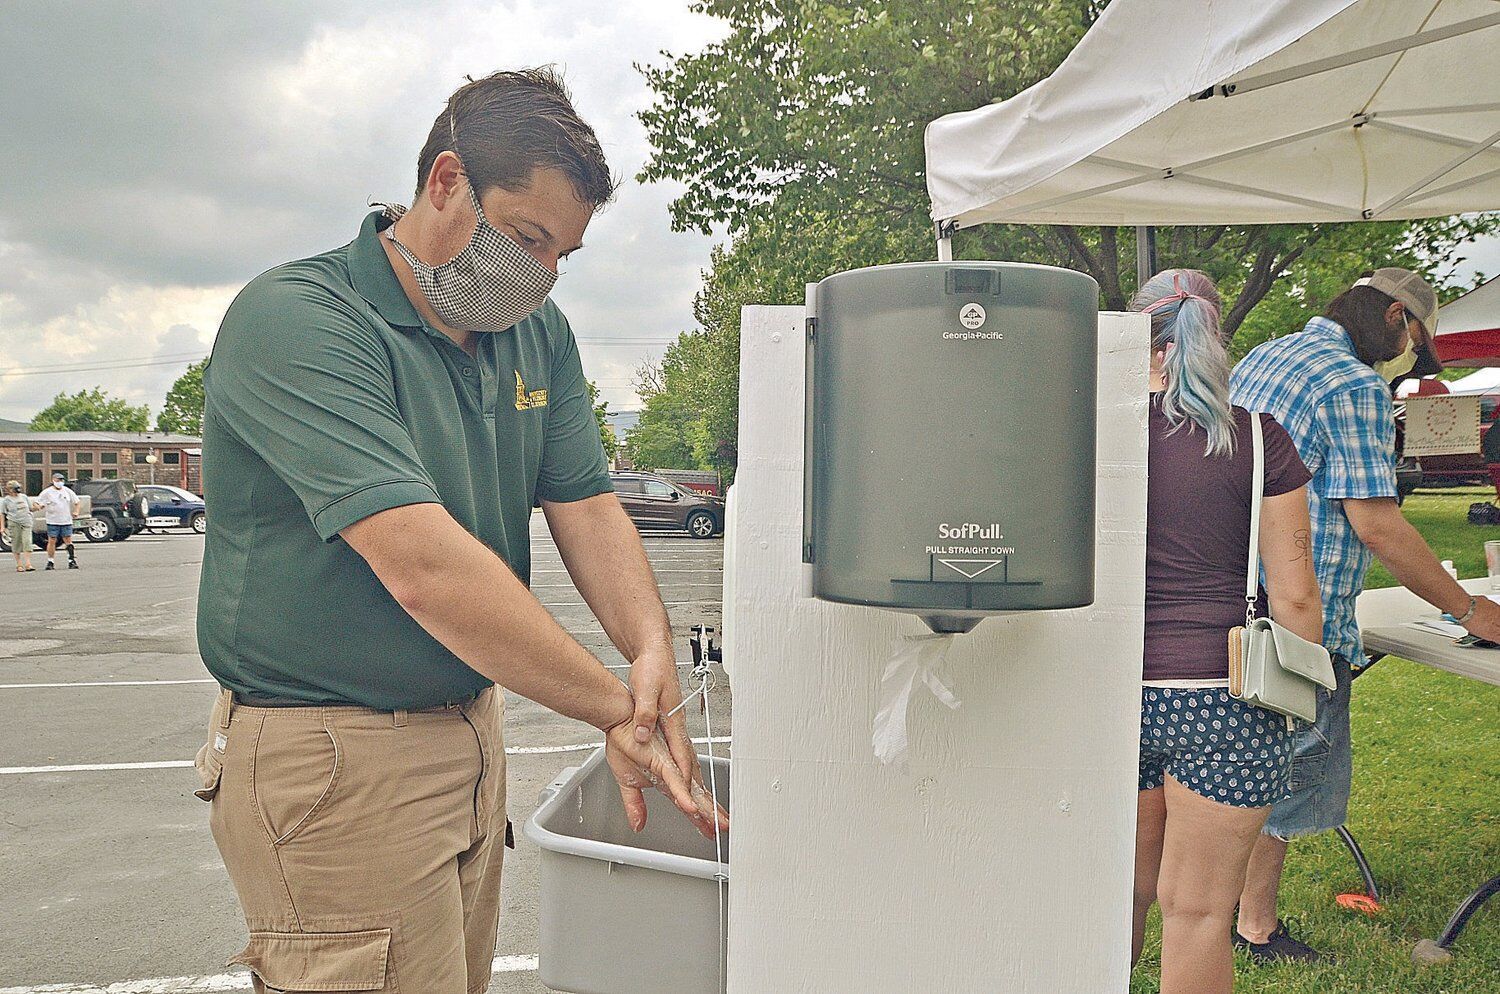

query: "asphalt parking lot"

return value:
[0, 516, 729, 993]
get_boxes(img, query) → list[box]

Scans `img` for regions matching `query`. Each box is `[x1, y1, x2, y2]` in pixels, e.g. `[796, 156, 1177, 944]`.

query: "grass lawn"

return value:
[1130, 489, 1499, 994]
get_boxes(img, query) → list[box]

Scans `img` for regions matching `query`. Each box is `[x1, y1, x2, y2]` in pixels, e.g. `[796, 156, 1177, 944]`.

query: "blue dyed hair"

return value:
[1130, 268, 1236, 458]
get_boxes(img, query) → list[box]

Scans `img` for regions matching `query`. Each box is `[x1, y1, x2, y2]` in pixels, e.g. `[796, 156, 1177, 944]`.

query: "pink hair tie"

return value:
[1140, 272, 1210, 315]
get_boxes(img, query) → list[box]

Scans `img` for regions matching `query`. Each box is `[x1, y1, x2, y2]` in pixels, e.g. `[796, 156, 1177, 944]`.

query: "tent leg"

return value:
[1135, 225, 1158, 288]
[935, 220, 956, 262]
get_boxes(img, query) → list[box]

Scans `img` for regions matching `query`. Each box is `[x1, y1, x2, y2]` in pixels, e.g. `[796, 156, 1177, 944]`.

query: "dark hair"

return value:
[415, 68, 617, 209]
[1324, 279, 1404, 366]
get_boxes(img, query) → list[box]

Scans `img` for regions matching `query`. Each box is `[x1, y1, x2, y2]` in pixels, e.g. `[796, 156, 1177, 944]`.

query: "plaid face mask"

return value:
[384, 183, 557, 332]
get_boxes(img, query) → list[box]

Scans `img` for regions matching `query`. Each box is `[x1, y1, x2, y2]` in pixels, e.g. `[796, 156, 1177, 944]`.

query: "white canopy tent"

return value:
[925, 0, 1500, 233]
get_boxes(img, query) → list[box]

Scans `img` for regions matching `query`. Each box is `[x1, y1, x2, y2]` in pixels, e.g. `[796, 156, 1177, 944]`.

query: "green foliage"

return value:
[30, 387, 149, 432]
[157, 360, 207, 435]
[633, 0, 1500, 477]
[626, 330, 737, 476]
[627, 389, 700, 471]
[585, 380, 620, 461]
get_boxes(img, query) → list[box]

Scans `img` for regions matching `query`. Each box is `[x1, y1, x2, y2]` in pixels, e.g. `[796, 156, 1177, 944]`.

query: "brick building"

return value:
[0, 432, 203, 495]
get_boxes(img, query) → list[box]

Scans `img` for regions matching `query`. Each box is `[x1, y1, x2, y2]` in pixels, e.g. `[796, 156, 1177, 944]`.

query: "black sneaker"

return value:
[1233, 920, 1325, 964]
[67, 560, 79, 569]
[44, 561, 55, 570]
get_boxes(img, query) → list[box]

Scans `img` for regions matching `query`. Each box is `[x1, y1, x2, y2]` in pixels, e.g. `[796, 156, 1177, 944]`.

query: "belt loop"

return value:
[392, 709, 408, 728]
[219, 688, 233, 728]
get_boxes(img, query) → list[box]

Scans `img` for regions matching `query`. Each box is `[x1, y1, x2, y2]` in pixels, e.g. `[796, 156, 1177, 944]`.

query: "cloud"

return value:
[0, 0, 729, 420]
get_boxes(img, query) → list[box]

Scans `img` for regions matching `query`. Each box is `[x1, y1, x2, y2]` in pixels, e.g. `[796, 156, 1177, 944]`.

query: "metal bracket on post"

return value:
[935, 219, 958, 262]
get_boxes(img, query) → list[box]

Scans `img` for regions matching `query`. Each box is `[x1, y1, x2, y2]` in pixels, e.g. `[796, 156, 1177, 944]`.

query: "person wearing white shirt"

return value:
[37, 473, 80, 570]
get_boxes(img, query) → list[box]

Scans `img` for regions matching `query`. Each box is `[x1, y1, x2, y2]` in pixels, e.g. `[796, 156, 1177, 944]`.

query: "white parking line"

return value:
[0, 738, 731, 775]
[0, 679, 217, 690]
[531, 583, 719, 589]
[0, 955, 541, 993]
[531, 568, 722, 574]
[0, 662, 711, 685]
[1, 760, 194, 775]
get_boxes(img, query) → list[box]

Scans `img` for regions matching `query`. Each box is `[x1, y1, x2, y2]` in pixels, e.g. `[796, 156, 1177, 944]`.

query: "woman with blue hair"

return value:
[1129, 269, 1323, 993]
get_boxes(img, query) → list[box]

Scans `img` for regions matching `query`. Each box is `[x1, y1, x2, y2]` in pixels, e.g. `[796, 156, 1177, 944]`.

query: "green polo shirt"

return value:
[197, 210, 612, 709]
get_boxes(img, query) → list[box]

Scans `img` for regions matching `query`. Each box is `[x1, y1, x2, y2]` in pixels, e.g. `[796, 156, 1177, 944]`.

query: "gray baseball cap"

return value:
[1355, 267, 1439, 336]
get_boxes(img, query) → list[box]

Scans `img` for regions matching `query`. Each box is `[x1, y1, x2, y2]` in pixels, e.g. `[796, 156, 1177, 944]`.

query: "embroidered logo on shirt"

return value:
[515, 371, 548, 411]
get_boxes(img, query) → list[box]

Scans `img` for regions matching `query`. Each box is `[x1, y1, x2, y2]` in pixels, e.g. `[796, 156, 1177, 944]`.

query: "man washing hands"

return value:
[193, 69, 724, 994]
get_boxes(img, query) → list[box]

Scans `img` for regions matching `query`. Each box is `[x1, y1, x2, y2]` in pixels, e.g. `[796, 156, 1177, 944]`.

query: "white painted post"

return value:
[726, 306, 1150, 993]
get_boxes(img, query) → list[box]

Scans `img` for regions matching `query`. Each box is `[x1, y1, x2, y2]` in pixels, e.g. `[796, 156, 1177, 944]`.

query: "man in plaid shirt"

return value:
[1228, 268, 1500, 963]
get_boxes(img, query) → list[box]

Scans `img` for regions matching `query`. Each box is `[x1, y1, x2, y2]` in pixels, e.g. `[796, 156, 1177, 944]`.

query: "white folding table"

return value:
[1351, 578, 1499, 962]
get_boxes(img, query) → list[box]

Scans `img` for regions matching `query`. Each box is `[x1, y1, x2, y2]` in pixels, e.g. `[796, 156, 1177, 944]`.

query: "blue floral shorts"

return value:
[1138, 687, 1294, 808]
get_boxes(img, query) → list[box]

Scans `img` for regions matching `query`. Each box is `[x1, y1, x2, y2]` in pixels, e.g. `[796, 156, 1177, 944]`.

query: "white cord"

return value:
[664, 650, 726, 990]
[701, 671, 727, 994]
[665, 669, 716, 718]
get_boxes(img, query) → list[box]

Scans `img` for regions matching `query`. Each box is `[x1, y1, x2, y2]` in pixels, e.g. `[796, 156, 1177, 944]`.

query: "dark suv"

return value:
[610, 472, 724, 539]
[76, 478, 149, 542]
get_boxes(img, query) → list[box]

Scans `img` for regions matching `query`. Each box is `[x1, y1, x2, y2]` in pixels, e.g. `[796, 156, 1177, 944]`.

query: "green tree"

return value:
[626, 389, 700, 471]
[586, 379, 620, 461]
[626, 329, 738, 477]
[157, 359, 207, 435]
[30, 387, 149, 432]
[635, 0, 1498, 476]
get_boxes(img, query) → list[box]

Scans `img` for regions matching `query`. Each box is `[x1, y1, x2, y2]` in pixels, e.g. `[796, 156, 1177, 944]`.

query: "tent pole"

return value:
[1135, 225, 1157, 287]
[935, 220, 955, 262]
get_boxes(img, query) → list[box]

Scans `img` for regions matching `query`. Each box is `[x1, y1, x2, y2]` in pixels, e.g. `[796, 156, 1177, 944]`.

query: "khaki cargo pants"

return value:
[195, 687, 506, 994]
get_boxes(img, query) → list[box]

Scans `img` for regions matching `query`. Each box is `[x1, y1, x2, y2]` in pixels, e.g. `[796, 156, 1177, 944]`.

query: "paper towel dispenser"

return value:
[802, 262, 1099, 634]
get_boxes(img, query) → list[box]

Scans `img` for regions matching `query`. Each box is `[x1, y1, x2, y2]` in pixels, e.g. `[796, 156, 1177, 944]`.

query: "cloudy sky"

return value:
[0, 0, 730, 423]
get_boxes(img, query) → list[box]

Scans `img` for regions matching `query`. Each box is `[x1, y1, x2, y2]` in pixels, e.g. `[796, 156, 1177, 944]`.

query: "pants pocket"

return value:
[193, 741, 224, 801]
[252, 717, 342, 846]
[230, 928, 392, 992]
[1286, 746, 1329, 794]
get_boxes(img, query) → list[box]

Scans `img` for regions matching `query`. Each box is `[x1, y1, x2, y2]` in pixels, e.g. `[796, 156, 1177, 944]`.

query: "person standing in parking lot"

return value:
[3, 481, 37, 572]
[195, 69, 724, 994]
[36, 473, 79, 571]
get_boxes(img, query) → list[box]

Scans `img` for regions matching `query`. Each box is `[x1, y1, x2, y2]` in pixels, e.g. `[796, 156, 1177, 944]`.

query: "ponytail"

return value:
[1130, 269, 1236, 458]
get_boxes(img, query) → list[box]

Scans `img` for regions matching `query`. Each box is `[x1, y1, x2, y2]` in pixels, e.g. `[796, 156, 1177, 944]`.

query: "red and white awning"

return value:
[1435, 275, 1500, 367]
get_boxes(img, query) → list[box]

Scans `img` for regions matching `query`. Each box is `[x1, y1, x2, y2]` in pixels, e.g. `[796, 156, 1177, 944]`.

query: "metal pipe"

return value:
[1135, 226, 1157, 288]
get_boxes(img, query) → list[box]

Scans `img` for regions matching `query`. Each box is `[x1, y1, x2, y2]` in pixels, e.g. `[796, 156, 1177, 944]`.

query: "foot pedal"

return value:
[1336, 893, 1383, 916]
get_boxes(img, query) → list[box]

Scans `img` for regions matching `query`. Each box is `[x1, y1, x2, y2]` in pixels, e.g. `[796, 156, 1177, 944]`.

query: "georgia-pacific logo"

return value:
[515, 371, 548, 411]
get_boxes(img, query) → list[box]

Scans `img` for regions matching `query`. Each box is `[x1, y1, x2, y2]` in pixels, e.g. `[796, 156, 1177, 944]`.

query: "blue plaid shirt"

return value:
[1230, 317, 1398, 666]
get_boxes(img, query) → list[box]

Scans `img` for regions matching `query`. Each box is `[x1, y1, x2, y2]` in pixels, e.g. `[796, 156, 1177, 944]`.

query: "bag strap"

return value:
[1246, 413, 1265, 626]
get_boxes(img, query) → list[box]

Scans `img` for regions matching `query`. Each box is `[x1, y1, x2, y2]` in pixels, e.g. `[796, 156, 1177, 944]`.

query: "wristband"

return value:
[1455, 596, 1479, 625]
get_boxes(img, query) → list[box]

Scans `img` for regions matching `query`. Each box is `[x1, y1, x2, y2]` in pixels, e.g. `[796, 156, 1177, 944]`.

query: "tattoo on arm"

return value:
[1292, 528, 1311, 563]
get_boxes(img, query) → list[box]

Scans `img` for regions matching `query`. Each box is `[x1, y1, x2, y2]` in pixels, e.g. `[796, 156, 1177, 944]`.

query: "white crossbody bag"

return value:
[1228, 415, 1337, 728]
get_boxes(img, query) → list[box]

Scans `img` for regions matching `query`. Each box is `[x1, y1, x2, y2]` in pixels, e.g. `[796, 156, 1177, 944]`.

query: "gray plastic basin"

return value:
[525, 748, 730, 994]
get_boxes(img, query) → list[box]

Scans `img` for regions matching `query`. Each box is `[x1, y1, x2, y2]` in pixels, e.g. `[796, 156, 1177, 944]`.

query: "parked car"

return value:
[137, 484, 207, 534]
[74, 478, 149, 542]
[610, 471, 724, 539]
[0, 491, 92, 552]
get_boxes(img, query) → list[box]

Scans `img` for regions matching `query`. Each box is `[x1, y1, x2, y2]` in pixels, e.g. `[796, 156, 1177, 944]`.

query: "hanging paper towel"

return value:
[873, 633, 963, 765]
